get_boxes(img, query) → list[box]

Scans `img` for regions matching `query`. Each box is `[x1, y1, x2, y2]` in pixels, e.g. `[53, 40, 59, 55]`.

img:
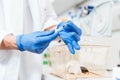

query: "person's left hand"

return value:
[57, 21, 82, 54]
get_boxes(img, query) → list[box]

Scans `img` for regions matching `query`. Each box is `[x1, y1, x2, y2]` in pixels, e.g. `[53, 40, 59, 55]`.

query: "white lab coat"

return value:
[0, 0, 57, 80]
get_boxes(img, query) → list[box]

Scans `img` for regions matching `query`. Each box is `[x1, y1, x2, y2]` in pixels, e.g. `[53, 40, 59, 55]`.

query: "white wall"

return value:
[108, 31, 120, 67]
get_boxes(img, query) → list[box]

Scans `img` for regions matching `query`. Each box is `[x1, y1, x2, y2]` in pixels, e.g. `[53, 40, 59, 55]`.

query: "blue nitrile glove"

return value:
[116, 78, 120, 80]
[16, 30, 58, 54]
[57, 21, 82, 54]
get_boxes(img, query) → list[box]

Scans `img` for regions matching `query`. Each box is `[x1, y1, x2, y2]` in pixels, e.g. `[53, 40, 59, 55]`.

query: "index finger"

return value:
[36, 31, 58, 43]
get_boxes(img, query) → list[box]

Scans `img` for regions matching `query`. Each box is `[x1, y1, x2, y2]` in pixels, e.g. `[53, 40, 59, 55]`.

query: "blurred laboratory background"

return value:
[42, 0, 120, 80]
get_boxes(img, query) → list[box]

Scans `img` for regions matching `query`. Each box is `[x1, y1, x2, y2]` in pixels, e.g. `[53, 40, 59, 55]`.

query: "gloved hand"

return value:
[16, 30, 58, 54]
[57, 21, 82, 54]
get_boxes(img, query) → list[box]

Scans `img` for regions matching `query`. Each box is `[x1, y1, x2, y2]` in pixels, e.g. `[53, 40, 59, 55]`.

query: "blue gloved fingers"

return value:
[59, 32, 80, 54]
[71, 32, 80, 41]
[59, 32, 74, 54]
[66, 33, 80, 52]
[67, 42, 75, 54]
[36, 42, 50, 53]
[33, 42, 49, 53]
[63, 21, 82, 36]
[71, 32, 80, 50]
[69, 32, 80, 50]
[72, 40, 80, 50]
[36, 31, 58, 42]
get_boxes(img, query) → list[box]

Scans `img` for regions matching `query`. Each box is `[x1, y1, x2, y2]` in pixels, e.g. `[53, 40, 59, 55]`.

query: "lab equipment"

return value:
[66, 60, 89, 75]
[52, 0, 84, 15]
[78, 44, 110, 75]
[90, 1, 112, 36]
[45, 42, 111, 80]
[80, 66, 89, 74]
[57, 21, 82, 54]
[87, 5, 94, 15]
[16, 30, 58, 53]
[66, 60, 82, 75]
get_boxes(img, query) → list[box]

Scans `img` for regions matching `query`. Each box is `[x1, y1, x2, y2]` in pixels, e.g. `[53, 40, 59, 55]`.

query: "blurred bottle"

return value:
[42, 53, 51, 73]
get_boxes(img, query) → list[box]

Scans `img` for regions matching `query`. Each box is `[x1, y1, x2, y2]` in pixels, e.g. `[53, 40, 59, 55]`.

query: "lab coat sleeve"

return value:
[42, 0, 58, 30]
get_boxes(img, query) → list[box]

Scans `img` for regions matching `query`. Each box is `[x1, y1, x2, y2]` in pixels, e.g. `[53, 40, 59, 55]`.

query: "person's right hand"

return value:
[16, 30, 58, 54]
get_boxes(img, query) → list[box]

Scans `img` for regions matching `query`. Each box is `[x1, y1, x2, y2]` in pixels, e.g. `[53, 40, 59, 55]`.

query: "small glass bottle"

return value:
[42, 53, 51, 73]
